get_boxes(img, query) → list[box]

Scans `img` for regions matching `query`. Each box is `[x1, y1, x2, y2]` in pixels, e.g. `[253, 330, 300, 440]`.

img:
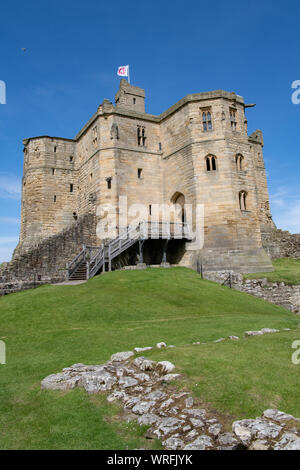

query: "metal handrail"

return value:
[67, 220, 192, 280]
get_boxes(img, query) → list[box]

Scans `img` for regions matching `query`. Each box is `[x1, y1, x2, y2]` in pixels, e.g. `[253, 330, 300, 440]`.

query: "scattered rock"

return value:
[107, 391, 127, 402]
[249, 439, 269, 450]
[208, 423, 222, 437]
[263, 409, 294, 422]
[156, 342, 167, 349]
[118, 377, 138, 388]
[162, 437, 184, 450]
[41, 373, 80, 391]
[232, 421, 252, 445]
[233, 418, 282, 444]
[81, 372, 117, 394]
[245, 331, 263, 337]
[41, 352, 300, 451]
[260, 328, 280, 334]
[137, 413, 160, 426]
[184, 408, 207, 419]
[218, 432, 237, 446]
[111, 351, 134, 362]
[133, 357, 156, 371]
[160, 373, 181, 382]
[274, 432, 300, 450]
[228, 336, 239, 340]
[160, 398, 174, 410]
[185, 397, 193, 408]
[152, 417, 184, 438]
[146, 390, 167, 401]
[156, 361, 175, 374]
[190, 418, 205, 428]
[134, 347, 153, 353]
[183, 435, 213, 450]
[132, 401, 155, 415]
[185, 429, 198, 441]
[214, 338, 225, 343]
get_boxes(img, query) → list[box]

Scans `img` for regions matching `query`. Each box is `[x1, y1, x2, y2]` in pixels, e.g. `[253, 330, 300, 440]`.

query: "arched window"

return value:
[211, 156, 217, 171]
[239, 191, 247, 211]
[205, 155, 217, 172]
[202, 109, 213, 131]
[236, 154, 244, 171]
[206, 157, 211, 171]
[230, 108, 237, 131]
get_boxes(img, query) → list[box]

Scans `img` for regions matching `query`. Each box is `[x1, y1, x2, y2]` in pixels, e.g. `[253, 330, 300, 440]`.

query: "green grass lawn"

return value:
[0, 267, 299, 449]
[244, 258, 300, 284]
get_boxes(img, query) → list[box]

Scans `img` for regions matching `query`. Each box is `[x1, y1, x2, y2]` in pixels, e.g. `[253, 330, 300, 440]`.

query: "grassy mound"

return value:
[0, 267, 299, 449]
[244, 258, 300, 285]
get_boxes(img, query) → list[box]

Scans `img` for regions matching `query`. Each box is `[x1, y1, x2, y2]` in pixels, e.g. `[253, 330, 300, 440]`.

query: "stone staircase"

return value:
[67, 221, 192, 281]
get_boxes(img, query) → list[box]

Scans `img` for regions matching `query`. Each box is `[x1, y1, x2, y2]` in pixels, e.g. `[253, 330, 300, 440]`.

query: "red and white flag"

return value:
[117, 65, 129, 78]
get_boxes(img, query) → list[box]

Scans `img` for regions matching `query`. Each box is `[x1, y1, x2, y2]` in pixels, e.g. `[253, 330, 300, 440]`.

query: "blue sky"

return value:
[0, 0, 299, 262]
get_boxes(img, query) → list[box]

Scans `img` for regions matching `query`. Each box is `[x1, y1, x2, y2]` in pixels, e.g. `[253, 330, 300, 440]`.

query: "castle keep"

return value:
[14, 80, 276, 277]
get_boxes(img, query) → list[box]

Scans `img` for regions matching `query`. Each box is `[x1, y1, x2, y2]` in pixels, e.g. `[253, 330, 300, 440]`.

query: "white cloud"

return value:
[272, 199, 300, 234]
[0, 173, 21, 200]
[269, 187, 289, 208]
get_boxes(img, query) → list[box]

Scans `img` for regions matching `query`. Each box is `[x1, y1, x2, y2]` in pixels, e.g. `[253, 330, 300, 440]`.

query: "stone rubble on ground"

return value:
[134, 347, 153, 353]
[41, 344, 300, 451]
[156, 342, 167, 349]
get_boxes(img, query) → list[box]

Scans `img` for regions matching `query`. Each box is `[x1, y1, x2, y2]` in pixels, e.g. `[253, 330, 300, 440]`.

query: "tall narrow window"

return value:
[201, 108, 213, 131]
[158, 142, 162, 151]
[206, 157, 211, 171]
[106, 177, 112, 189]
[70, 184, 74, 193]
[52, 168, 55, 175]
[211, 156, 216, 171]
[138, 168, 143, 179]
[54, 146, 57, 152]
[236, 154, 244, 171]
[239, 191, 247, 211]
[205, 155, 217, 172]
[70, 156, 73, 162]
[54, 195, 57, 203]
[230, 108, 237, 131]
[92, 126, 98, 146]
[133, 98, 136, 104]
[137, 126, 146, 146]
[149, 204, 152, 216]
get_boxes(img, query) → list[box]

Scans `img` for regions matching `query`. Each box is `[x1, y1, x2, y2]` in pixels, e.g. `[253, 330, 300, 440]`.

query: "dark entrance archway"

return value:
[171, 192, 186, 223]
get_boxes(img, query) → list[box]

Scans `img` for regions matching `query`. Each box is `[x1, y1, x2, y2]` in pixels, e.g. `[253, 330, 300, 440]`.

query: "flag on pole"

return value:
[117, 65, 130, 83]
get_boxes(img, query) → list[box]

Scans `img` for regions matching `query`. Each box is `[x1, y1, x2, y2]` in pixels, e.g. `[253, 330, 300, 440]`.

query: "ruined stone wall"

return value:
[203, 270, 300, 313]
[261, 225, 300, 260]
[1, 213, 97, 293]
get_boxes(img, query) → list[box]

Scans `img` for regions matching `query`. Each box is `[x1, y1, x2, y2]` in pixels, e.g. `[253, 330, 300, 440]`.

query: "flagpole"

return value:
[128, 65, 130, 84]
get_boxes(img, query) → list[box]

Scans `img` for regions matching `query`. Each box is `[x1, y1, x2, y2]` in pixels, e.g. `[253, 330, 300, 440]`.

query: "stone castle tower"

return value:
[16, 80, 274, 273]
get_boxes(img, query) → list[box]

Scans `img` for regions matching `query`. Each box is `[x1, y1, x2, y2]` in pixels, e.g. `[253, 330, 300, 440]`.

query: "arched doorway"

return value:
[171, 192, 185, 223]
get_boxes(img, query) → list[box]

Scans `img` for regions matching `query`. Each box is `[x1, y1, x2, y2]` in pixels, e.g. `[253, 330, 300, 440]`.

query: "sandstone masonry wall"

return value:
[261, 226, 300, 260]
[203, 270, 300, 313]
[0, 213, 97, 294]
